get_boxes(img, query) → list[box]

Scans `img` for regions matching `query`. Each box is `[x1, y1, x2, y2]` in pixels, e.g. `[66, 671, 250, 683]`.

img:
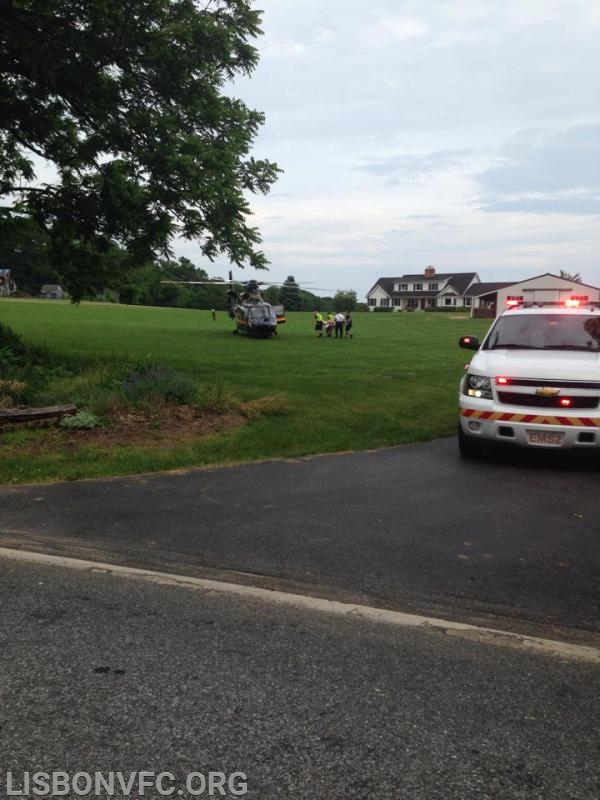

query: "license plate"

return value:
[526, 430, 564, 446]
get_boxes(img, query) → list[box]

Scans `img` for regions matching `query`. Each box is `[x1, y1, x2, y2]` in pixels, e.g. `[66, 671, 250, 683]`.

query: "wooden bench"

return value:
[0, 404, 77, 425]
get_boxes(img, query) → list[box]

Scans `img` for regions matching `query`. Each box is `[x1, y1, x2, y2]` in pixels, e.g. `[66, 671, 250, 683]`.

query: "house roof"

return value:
[464, 273, 600, 298]
[445, 273, 479, 294]
[367, 272, 478, 298]
[464, 281, 514, 297]
[366, 278, 396, 296]
[517, 272, 600, 291]
[396, 272, 458, 281]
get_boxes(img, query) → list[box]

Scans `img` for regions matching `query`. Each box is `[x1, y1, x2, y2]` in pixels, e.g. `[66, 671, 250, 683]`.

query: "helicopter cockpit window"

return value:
[249, 306, 276, 323]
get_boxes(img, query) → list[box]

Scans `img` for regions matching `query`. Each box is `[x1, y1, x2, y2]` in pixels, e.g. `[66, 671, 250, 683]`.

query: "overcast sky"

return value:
[179, 1, 600, 297]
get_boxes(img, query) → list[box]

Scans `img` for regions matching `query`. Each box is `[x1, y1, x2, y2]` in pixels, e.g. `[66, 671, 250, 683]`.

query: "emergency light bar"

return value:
[505, 298, 600, 310]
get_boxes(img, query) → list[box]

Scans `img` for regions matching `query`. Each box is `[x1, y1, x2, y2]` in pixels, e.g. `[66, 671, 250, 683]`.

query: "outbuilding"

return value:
[466, 273, 600, 318]
[40, 284, 65, 300]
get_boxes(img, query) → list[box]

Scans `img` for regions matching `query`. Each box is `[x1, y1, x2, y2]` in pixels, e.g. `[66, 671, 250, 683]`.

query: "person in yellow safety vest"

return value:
[325, 313, 335, 337]
[314, 311, 324, 337]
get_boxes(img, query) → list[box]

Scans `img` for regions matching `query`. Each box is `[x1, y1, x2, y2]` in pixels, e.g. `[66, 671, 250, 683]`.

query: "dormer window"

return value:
[413, 283, 423, 291]
[400, 283, 408, 291]
[429, 282, 438, 290]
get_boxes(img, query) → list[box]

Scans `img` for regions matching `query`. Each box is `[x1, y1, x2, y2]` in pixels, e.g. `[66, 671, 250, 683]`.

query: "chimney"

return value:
[424, 265, 436, 278]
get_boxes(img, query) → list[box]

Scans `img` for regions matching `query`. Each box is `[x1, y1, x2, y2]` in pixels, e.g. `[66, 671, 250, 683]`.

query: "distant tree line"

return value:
[0, 219, 359, 311]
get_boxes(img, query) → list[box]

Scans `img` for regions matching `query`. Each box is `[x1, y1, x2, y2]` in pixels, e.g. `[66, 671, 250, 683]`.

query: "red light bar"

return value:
[506, 296, 524, 308]
[560, 398, 572, 407]
[565, 298, 580, 308]
[495, 376, 510, 385]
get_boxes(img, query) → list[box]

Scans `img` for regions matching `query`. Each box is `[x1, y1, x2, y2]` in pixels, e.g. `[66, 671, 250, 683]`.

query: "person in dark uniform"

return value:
[344, 311, 353, 338]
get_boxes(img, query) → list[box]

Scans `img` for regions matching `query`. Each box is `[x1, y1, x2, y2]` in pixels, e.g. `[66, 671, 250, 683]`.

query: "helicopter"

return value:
[225, 278, 286, 337]
[161, 272, 304, 338]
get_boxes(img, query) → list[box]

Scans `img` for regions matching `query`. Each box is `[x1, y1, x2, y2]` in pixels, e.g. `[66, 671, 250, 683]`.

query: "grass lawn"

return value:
[0, 299, 492, 483]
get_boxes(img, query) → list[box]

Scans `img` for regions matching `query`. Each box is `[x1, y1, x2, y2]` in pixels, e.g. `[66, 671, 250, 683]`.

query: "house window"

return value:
[400, 283, 408, 291]
[428, 283, 438, 290]
[444, 297, 452, 306]
[413, 283, 423, 291]
[368, 298, 376, 306]
[465, 297, 472, 306]
[393, 297, 401, 306]
[380, 297, 390, 307]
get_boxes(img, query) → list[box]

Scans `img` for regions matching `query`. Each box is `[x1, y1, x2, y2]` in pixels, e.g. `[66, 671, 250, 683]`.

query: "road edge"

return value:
[2, 545, 599, 665]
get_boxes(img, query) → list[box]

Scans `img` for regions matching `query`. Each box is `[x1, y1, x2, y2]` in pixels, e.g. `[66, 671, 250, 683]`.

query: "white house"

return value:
[0, 268, 16, 297]
[366, 266, 480, 311]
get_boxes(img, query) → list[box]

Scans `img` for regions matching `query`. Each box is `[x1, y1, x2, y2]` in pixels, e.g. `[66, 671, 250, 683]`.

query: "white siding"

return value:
[366, 285, 391, 309]
[496, 275, 600, 313]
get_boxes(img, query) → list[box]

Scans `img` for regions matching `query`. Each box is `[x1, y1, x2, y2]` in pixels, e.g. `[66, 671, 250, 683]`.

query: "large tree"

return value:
[0, 0, 280, 299]
[332, 289, 357, 312]
[278, 275, 302, 310]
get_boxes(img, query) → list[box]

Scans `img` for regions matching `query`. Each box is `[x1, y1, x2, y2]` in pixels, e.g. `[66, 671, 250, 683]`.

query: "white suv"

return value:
[458, 303, 600, 457]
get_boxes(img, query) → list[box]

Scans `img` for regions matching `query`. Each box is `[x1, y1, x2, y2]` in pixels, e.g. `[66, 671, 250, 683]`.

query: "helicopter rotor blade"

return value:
[159, 278, 335, 291]
[160, 280, 236, 285]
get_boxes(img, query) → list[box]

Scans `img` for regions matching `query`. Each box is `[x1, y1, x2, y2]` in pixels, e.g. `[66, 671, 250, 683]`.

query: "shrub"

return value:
[59, 411, 102, 430]
[121, 365, 199, 407]
[199, 382, 238, 415]
[0, 323, 29, 365]
[0, 325, 55, 403]
[0, 345, 19, 378]
[0, 379, 28, 407]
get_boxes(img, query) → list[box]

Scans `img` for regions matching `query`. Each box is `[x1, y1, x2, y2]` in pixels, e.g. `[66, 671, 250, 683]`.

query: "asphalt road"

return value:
[1, 559, 599, 800]
[1, 438, 599, 640]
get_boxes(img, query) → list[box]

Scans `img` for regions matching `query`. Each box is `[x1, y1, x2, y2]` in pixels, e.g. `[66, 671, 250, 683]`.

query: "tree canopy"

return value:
[278, 275, 302, 310]
[332, 289, 357, 312]
[0, 0, 280, 299]
[559, 270, 581, 283]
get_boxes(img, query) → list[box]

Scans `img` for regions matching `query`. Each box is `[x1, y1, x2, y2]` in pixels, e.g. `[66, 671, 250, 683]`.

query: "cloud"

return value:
[376, 15, 429, 41]
[176, 1, 600, 295]
[476, 124, 600, 214]
[358, 150, 472, 180]
[263, 40, 307, 58]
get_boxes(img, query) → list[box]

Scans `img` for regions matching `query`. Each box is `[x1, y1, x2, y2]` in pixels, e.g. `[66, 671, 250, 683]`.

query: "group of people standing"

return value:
[313, 310, 353, 339]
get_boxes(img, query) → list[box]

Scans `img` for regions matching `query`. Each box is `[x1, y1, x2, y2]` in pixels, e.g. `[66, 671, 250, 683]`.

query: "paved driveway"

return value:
[1, 438, 599, 640]
[2, 558, 599, 800]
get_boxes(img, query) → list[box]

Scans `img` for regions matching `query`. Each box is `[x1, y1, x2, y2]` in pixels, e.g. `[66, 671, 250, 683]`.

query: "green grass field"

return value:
[0, 299, 492, 483]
